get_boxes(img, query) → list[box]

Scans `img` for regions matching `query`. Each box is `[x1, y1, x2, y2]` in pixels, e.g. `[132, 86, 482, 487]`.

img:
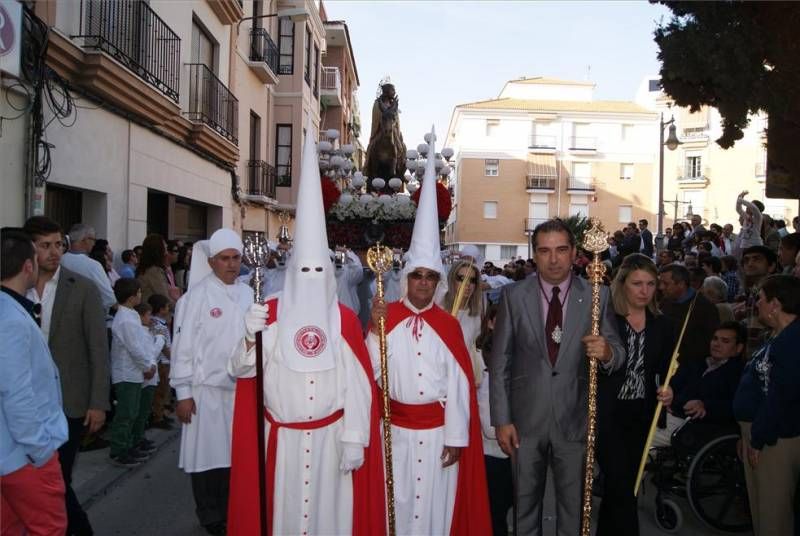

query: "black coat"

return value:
[598, 311, 676, 422]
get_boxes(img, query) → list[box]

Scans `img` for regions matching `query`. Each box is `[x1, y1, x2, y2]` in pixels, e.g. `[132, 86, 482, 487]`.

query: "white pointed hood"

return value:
[278, 117, 340, 372]
[402, 126, 447, 298]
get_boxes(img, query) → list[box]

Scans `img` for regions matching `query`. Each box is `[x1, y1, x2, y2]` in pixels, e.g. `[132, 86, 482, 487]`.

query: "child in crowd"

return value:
[108, 278, 165, 467]
[147, 294, 174, 429]
[131, 303, 160, 457]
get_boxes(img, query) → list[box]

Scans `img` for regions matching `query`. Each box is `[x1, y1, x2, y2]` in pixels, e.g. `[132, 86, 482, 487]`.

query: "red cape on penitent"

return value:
[383, 301, 492, 536]
[227, 299, 386, 536]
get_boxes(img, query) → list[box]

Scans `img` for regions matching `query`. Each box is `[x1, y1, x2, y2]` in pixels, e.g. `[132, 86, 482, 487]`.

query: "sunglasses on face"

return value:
[408, 271, 440, 282]
[456, 274, 478, 284]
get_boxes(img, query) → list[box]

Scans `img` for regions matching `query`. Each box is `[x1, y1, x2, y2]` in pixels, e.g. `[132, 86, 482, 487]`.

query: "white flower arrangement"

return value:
[329, 193, 417, 222]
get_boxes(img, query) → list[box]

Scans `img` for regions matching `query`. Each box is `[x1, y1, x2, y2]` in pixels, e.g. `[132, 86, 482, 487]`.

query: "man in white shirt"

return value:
[170, 229, 252, 536]
[61, 223, 116, 315]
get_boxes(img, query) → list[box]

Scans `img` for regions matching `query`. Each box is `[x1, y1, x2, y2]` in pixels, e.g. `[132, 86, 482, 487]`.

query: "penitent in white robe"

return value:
[367, 298, 470, 536]
[170, 274, 252, 473]
[228, 317, 371, 536]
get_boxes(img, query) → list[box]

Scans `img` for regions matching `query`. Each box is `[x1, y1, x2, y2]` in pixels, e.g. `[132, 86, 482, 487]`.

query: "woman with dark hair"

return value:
[733, 274, 800, 536]
[667, 223, 685, 253]
[596, 253, 676, 535]
[136, 234, 175, 307]
[174, 244, 192, 292]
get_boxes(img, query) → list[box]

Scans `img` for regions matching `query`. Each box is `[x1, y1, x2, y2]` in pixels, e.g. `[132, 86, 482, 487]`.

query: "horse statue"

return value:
[364, 80, 407, 193]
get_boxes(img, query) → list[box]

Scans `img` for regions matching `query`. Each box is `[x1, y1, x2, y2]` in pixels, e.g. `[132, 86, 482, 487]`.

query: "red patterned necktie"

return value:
[545, 286, 562, 366]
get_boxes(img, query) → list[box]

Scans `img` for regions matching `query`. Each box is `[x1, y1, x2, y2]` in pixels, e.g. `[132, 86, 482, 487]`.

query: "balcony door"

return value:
[191, 19, 216, 73]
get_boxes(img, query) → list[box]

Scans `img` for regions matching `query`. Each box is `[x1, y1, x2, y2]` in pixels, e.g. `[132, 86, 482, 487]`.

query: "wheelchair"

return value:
[644, 418, 752, 533]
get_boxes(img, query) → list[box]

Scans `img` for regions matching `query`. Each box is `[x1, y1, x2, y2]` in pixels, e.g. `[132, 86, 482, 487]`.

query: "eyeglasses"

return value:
[456, 274, 478, 284]
[408, 271, 440, 282]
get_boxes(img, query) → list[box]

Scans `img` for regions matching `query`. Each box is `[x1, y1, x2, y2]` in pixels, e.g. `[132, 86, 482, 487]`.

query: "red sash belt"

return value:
[264, 408, 344, 535]
[389, 398, 445, 429]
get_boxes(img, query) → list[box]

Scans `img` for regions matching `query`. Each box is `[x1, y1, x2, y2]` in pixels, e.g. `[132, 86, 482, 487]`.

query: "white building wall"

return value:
[499, 82, 593, 101]
[42, 103, 232, 249]
[0, 86, 30, 227]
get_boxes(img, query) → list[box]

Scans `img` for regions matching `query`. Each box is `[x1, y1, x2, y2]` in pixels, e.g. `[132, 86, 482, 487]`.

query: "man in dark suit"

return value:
[658, 263, 720, 364]
[639, 219, 654, 258]
[490, 219, 625, 536]
[23, 217, 109, 536]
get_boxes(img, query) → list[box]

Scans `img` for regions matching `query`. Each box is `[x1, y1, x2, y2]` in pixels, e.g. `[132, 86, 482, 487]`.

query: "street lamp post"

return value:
[656, 113, 681, 251]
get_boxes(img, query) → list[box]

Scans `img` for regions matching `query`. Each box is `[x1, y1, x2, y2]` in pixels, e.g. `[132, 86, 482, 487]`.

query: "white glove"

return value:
[245, 303, 269, 342]
[339, 442, 364, 473]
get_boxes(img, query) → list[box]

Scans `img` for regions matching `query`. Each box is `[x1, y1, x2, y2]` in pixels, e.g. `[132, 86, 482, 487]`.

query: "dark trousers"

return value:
[109, 382, 141, 458]
[131, 385, 156, 446]
[485, 455, 513, 536]
[190, 468, 230, 527]
[596, 398, 650, 536]
[59, 416, 93, 535]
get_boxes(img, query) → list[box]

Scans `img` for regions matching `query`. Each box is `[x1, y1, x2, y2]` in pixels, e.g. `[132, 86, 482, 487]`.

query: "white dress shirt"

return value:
[26, 267, 61, 341]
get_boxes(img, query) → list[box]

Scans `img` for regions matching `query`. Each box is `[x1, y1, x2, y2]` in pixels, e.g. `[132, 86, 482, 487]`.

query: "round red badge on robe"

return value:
[210, 307, 222, 318]
[294, 326, 327, 358]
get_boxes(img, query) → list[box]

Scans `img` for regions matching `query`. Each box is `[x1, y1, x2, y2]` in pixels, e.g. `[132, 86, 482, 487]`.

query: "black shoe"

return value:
[136, 440, 157, 454]
[80, 437, 110, 452]
[203, 522, 226, 535]
[128, 447, 150, 461]
[109, 453, 141, 468]
[150, 419, 174, 430]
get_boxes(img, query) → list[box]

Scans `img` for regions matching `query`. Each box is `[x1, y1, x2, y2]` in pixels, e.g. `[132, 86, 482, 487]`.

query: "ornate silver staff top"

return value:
[243, 232, 270, 303]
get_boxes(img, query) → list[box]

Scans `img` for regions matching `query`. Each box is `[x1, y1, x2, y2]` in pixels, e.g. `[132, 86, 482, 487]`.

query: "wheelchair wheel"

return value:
[687, 434, 752, 533]
[654, 497, 683, 533]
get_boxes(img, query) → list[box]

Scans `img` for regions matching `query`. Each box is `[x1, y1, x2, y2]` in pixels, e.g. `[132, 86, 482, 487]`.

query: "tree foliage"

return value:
[654, 1, 800, 149]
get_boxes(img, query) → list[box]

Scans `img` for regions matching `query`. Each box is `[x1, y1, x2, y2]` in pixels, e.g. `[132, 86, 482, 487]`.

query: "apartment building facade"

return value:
[636, 77, 797, 229]
[318, 5, 362, 163]
[1, 0, 347, 248]
[444, 77, 659, 263]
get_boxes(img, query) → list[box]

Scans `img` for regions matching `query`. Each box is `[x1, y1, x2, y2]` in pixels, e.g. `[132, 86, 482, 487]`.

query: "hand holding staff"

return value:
[367, 243, 397, 536]
[579, 219, 610, 536]
[243, 233, 270, 536]
[633, 294, 698, 496]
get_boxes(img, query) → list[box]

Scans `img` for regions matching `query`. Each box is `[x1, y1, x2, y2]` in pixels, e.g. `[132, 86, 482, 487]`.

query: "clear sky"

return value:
[323, 0, 673, 151]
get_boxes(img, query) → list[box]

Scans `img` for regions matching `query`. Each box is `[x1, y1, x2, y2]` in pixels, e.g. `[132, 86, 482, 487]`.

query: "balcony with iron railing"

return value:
[567, 136, 597, 152]
[566, 177, 595, 191]
[320, 66, 342, 107]
[247, 27, 279, 84]
[185, 64, 239, 144]
[73, 0, 180, 101]
[528, 135, 557, 152]
[525, 175, 557, 191]
[243, 160, 277, 201]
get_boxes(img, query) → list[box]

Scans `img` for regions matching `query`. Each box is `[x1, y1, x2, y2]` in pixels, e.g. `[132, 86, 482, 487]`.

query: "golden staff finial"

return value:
[580, 217, 609, 536]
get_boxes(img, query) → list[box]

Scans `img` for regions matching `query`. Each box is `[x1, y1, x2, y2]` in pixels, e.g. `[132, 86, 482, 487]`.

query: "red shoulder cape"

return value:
[227, 298, 386, 536]
[384, 302, 492, 536]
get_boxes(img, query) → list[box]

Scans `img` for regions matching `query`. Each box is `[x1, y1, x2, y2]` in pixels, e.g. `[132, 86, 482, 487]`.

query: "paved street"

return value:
[76, 432, 746, 536]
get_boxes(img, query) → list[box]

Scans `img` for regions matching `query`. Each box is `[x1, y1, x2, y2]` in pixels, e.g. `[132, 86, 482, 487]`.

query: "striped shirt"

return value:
[618, 322, 646, 400]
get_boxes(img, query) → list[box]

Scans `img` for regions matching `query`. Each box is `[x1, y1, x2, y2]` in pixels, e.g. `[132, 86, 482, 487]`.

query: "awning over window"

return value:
[528, 153, 557, 177]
